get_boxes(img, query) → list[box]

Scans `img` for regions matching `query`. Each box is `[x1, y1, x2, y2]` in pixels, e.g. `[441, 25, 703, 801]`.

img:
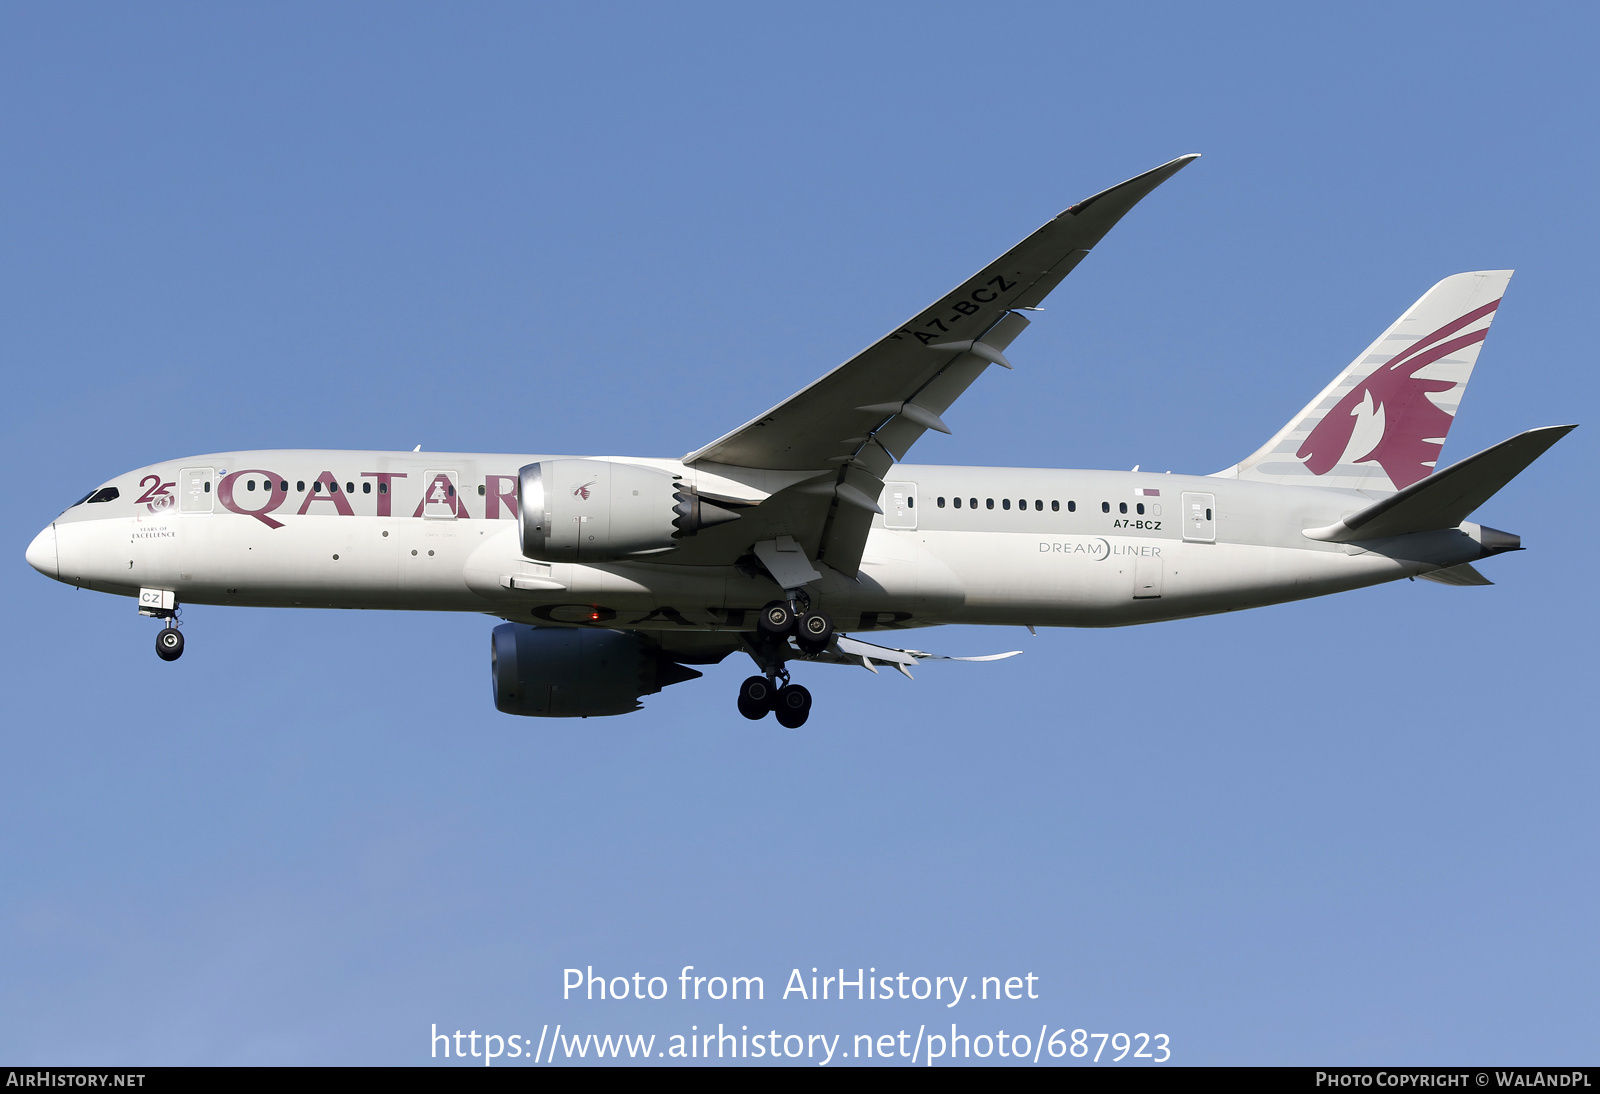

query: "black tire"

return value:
[756, 600, 795, 638]
[773, 684, 812, 729]
[155, 628, 184, 662]
[737, 675, 774, 720]
[797, 609, 833, 651]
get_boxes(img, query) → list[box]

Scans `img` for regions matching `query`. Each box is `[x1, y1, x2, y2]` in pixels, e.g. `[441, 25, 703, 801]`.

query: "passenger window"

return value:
[1101, 502, 1110, 513]
[1034, 500, 1042, 511]
[379, 483, 388, 495]
[478, 484, 486, 496]
[279, 480, 288, 492]
[448, 485, 455, 497]
[246, 480, 257, 492]
[907, 496, 913, 508]
[953, 497, 961, 508]
[313, 481, 322, 493]
[363, 482, 372, 494]
[1119, 502, 1127, 514]
[937, 497, 946, 508]
[1207, 508, 1213, 521]
[1136, 503, 1145, 515]
[985, 498, 994, 510]
[297, 481, 306, 492]
[1051, 500, 1059, 512]
[203, 481, 211, 493]
[969, 498, 977, 509]
[1002, 498, 1011, 510]
[346, 482, 354, 494]
[1068, 501, 1076, 512]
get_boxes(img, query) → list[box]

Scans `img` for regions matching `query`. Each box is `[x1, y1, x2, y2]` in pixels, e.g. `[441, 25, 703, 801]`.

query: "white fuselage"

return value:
[31, 450, 1494, 635]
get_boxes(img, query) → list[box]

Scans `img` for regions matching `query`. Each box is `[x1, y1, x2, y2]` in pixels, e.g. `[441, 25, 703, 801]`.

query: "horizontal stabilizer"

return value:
[1417, 563, 1494, 586]
[1304, 425, 1575, 543]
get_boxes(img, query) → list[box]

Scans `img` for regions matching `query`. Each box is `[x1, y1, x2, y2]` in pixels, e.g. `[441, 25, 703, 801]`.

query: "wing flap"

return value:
[1417, 563, 1494, 586]
[824, 634, 1023, 679]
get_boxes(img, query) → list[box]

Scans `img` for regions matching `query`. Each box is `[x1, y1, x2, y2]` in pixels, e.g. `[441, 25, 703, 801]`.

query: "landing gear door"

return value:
[883, 481, 917, 530]
[422, 470, 460, 519]
[179, 467, 214, 513]
[1181, 492, 1216, 543]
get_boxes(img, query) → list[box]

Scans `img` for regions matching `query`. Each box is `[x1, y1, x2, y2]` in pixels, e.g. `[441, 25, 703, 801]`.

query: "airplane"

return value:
[24, 154, 1575, 728]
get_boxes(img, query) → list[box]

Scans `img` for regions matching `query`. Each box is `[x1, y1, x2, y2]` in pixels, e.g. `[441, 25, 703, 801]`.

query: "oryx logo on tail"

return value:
[1297, 299, 1499, 489]
[1219, 270, 1512, 493]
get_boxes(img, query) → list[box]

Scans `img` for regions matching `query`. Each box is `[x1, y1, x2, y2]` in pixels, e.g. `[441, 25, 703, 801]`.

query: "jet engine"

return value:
[518, 459, 740, 562]
[490, 624, 702, 717]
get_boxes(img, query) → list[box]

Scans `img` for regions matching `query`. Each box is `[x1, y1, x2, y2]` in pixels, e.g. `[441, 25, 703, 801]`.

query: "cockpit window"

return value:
[71, 491, 95, 507]
[87, 487, 120, 504]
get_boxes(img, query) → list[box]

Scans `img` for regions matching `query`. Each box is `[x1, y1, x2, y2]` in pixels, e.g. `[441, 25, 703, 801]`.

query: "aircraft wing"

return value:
[682, 154, 1199, 577]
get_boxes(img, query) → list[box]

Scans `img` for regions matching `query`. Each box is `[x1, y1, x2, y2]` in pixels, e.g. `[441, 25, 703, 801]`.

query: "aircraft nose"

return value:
[25, 524, 58, 579]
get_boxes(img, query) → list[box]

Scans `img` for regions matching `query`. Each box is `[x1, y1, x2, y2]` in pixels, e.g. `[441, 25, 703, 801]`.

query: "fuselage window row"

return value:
[242, 478, 376, 494]
[934, 497, 1074, 513]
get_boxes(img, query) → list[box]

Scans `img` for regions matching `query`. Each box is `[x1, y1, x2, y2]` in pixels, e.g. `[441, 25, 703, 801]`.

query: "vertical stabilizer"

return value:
[1216, 271, 1512, 493]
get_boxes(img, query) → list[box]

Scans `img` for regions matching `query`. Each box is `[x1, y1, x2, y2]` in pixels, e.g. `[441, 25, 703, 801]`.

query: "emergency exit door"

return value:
[179, 467, 214, 513]
[421, 470, 460, 519]
[883, 482, 918, 530]
[1181, 492, 1216, 543]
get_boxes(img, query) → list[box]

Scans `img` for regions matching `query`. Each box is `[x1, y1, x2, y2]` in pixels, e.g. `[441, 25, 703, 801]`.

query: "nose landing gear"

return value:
[155, 624, 185, 662]
[140, 588, 184, 661]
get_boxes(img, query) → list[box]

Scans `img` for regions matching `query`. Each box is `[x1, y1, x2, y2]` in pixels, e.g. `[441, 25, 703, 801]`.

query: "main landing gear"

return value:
[737, 597, 833, 728]
[757, 598, 833, 654]
[737, 673, 812, 729]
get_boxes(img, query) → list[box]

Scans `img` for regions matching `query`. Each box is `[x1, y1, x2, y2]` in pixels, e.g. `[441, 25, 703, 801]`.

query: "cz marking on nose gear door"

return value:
[883, 481, 917, 530]
[1181, 492, 1216, 543]
[179, 467, 214, 514]
[422, 470, 460, 519]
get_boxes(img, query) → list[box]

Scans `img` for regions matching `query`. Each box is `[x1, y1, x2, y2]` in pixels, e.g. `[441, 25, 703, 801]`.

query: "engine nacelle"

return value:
[490, 624, 702, 717]
[518, 458, 739, 562]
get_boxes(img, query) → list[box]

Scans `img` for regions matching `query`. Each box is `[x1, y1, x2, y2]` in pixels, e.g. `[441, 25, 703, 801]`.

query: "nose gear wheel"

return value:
[155, 625, 184, 662]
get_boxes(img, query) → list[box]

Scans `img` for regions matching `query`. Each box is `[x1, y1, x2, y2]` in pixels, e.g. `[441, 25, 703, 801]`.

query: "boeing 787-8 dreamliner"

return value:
[24, 155, 1574, 727]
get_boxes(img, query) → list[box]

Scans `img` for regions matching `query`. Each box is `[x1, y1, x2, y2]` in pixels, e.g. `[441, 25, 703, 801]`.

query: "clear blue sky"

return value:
[3, 2, 1596, 1066]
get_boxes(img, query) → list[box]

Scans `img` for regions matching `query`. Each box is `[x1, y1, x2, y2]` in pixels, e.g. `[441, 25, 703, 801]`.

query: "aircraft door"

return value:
[883, 481, 917, 530]
[1181, 492, 1216, 543]
[421, 470, 460, 519]
[179, 467, 214, 513]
